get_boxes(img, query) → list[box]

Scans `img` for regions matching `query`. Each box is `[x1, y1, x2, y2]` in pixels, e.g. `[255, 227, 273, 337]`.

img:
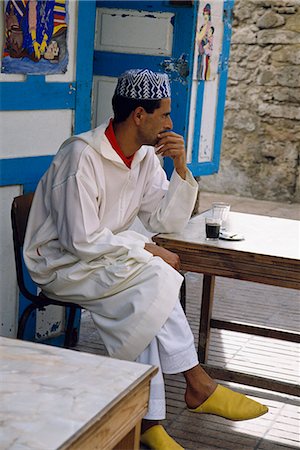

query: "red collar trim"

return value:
[105, 119, 134, 168]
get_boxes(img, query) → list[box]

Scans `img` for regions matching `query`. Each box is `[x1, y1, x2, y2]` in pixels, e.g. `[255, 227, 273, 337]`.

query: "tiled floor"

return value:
[163, 272, 299, 450]
[76, 193, 300, 449]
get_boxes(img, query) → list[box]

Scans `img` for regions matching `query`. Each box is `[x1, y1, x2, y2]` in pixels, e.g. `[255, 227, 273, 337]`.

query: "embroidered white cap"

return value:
[115, 69, 171, 100]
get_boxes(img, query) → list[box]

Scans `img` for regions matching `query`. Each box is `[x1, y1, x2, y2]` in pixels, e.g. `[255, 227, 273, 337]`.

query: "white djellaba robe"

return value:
[24, 120, 198, 363]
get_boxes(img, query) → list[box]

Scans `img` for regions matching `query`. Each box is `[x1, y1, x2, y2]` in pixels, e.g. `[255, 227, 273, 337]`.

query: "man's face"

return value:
[138, 98, 173, 146]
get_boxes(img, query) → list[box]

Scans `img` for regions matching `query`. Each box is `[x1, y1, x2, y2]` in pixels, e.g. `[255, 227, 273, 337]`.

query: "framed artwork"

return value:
[1, 0, 69, 74]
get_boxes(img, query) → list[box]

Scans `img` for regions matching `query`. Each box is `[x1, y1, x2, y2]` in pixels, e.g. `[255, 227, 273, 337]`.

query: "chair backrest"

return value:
[11, 192, 34, 247]
[11, 192, 37, 301]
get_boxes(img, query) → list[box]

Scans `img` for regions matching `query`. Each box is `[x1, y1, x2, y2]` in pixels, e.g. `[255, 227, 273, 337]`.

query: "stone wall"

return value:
[199, 0, 300, 202]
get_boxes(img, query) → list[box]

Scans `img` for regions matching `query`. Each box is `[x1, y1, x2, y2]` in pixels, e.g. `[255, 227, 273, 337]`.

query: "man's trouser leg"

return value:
[136, 300, 198, 420]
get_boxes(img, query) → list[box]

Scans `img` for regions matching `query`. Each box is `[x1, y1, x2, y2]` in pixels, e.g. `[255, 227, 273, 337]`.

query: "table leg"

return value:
[198, 274, 215, 363]
[113, 422, 141, 450]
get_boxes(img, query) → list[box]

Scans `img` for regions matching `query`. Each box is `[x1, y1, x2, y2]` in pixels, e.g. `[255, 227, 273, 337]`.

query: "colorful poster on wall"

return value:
[187, 0, 225, 165]
[195, 1, 223, 81]
[1, 0, 69, 74]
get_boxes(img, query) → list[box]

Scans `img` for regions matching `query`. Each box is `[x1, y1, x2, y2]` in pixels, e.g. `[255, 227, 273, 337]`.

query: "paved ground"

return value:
[198, 192, 299, 221]
[76, 192, 300, 450]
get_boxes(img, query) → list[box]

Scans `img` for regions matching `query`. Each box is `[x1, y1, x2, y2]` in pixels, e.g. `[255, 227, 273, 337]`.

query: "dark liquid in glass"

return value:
[206, 223, 220, 239]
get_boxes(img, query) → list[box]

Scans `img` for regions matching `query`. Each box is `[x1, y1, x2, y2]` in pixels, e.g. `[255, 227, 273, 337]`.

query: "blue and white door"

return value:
[92, 0, 234, 177]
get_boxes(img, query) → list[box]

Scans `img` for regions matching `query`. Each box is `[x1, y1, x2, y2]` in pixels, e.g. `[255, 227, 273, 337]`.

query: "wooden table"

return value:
[0, 336, 157, 450]
[153, 212, 300, 396]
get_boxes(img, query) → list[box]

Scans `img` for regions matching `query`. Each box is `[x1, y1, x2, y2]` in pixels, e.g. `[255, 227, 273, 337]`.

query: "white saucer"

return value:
[219, 232, 245, 241]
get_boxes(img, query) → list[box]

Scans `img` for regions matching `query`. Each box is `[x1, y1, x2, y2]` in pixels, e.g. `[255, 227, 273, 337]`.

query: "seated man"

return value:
[24, 69, 268, 450]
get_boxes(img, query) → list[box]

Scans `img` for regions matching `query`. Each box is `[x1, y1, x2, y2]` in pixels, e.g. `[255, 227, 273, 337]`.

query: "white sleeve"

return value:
[138, 158, 198, 233]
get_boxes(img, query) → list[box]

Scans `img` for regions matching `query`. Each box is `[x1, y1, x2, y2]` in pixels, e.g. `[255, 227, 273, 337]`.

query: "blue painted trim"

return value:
[186, 1, 205, 169]
[167, 6, 194, 138]
[183, 0, 199, 137]
[0, 76, 76, 110]
[74, 0, 97, 134]
[191, 81, 205, 166]
[188, 160, 219, 177]
[0, 155, 53, 186]
[23, 182, 40, 194]
[96, 1, 192, 12]
[211, 0, 234, 170]
[94, 52, 166, 77]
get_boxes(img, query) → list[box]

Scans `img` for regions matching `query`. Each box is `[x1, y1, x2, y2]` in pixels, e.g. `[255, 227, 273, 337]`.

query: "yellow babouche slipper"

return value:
[140, 425, 184, 450]
[188, 385, 268, 421]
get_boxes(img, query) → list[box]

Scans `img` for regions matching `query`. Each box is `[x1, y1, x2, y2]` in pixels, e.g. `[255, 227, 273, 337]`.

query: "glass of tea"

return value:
[205, 217, 222, 240]
[212, 202, 231, 230]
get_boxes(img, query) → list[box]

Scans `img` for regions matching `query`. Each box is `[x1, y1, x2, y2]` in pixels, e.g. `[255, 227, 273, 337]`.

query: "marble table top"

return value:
[157, 211, 300, 260]
[0, 337, 153, 449]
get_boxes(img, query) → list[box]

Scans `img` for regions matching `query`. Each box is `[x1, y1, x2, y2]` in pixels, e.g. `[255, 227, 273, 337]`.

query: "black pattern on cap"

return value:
[115, 69, 171, 99]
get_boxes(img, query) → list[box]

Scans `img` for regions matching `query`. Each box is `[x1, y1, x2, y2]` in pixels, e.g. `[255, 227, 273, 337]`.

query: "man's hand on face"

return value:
[144, 243, 181, 271]
[155, 131, 187, 180]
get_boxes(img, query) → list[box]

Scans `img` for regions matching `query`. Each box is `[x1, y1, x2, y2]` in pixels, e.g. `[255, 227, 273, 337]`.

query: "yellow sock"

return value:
[140, 425, 184, 450]
[189, 384, 268, 421]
